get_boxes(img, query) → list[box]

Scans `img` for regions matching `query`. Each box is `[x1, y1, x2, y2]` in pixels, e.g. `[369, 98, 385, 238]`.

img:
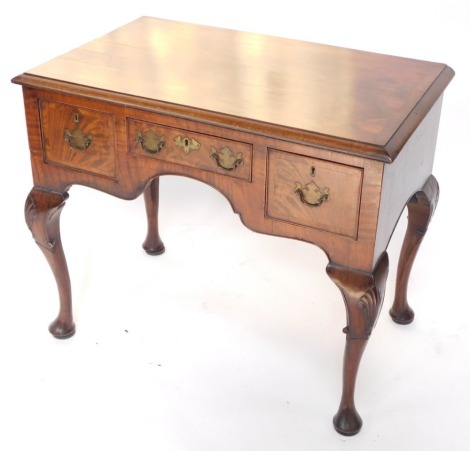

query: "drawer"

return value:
[127, 119, 252, 181]
[39, 100, 116, 178]
[267, 149, 363, 239]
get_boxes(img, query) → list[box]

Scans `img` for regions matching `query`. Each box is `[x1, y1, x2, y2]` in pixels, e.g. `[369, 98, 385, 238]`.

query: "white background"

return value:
[1, 1, 469, 450]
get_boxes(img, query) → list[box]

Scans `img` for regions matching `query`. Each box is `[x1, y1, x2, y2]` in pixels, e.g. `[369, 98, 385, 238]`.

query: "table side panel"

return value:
[374, 96, 443, 262]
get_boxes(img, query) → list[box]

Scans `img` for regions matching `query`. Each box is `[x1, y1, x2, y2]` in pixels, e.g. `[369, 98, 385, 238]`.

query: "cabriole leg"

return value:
[390, 175, 439, 324]
[142, 178, 165, 255]
[326, 253, 389, 435]
[25, 187, 75, 339]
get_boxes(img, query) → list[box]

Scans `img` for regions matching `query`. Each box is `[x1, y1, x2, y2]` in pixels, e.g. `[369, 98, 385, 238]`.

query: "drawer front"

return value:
[128, 119, 252, 181]
[267, 149, 363, 238]
[39, 100, 116, 178]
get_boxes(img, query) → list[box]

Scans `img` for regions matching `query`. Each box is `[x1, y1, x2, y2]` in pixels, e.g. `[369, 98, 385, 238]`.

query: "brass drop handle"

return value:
[294, 180, 330, 207]
[64, 128, 92, 152]
[136, 130, 166, 154]
[210, 146, 243, 171]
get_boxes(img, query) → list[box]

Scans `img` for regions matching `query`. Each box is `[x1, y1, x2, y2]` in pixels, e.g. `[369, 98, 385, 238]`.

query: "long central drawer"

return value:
[127, 118, 253, 181]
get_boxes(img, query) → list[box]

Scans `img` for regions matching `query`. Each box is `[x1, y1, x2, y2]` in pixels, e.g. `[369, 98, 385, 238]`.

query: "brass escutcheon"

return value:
[173, 135, 200, 154]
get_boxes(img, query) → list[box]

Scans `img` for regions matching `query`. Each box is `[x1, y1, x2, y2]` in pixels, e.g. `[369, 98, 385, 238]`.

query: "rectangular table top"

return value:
[13, 16, 454, 161]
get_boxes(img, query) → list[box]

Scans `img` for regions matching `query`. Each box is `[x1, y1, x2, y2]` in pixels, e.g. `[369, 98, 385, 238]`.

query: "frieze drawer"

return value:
[127, 119, 252, 181]
[267, 149, 363, 239]
[39, 99, 116, 178]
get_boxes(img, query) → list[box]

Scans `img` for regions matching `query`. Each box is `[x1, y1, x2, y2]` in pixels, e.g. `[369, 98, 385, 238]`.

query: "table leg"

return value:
[25, 187, 75, 339]
[390, 175, 439, 324]
[142, 178, 165, 255]
[326, 252, 389, 435]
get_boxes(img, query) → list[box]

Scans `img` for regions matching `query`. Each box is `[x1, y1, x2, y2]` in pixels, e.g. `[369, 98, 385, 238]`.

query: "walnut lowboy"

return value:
[12, 17, 454, 437]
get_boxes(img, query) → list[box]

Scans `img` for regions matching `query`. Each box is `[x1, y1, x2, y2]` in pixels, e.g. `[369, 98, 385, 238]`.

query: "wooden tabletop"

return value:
[13, 16, 454, 161]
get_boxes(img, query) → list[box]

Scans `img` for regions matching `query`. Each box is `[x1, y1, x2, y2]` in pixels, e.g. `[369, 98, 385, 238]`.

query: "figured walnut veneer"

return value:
[12, 17, 454, 437]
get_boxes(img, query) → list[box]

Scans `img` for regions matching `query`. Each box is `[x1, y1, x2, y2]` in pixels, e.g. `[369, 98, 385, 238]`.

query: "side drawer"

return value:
[39, 99, 116, 178]
[267, 149, 363, 239]
[127, 119, 252, 181]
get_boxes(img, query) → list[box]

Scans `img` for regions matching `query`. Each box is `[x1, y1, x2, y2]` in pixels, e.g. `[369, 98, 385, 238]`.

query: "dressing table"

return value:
[12, 17, 454, 435]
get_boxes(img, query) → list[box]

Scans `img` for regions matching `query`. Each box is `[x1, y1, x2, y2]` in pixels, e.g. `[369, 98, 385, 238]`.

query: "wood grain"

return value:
[12, 17, 454, 437]
[13, 16, 454, 162]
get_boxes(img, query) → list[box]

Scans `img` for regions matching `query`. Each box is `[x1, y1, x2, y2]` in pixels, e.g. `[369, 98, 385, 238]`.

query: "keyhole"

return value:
[184, 138, 189, 147]
[311, 166, 316, 176]
[73, 113, 80, 123]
